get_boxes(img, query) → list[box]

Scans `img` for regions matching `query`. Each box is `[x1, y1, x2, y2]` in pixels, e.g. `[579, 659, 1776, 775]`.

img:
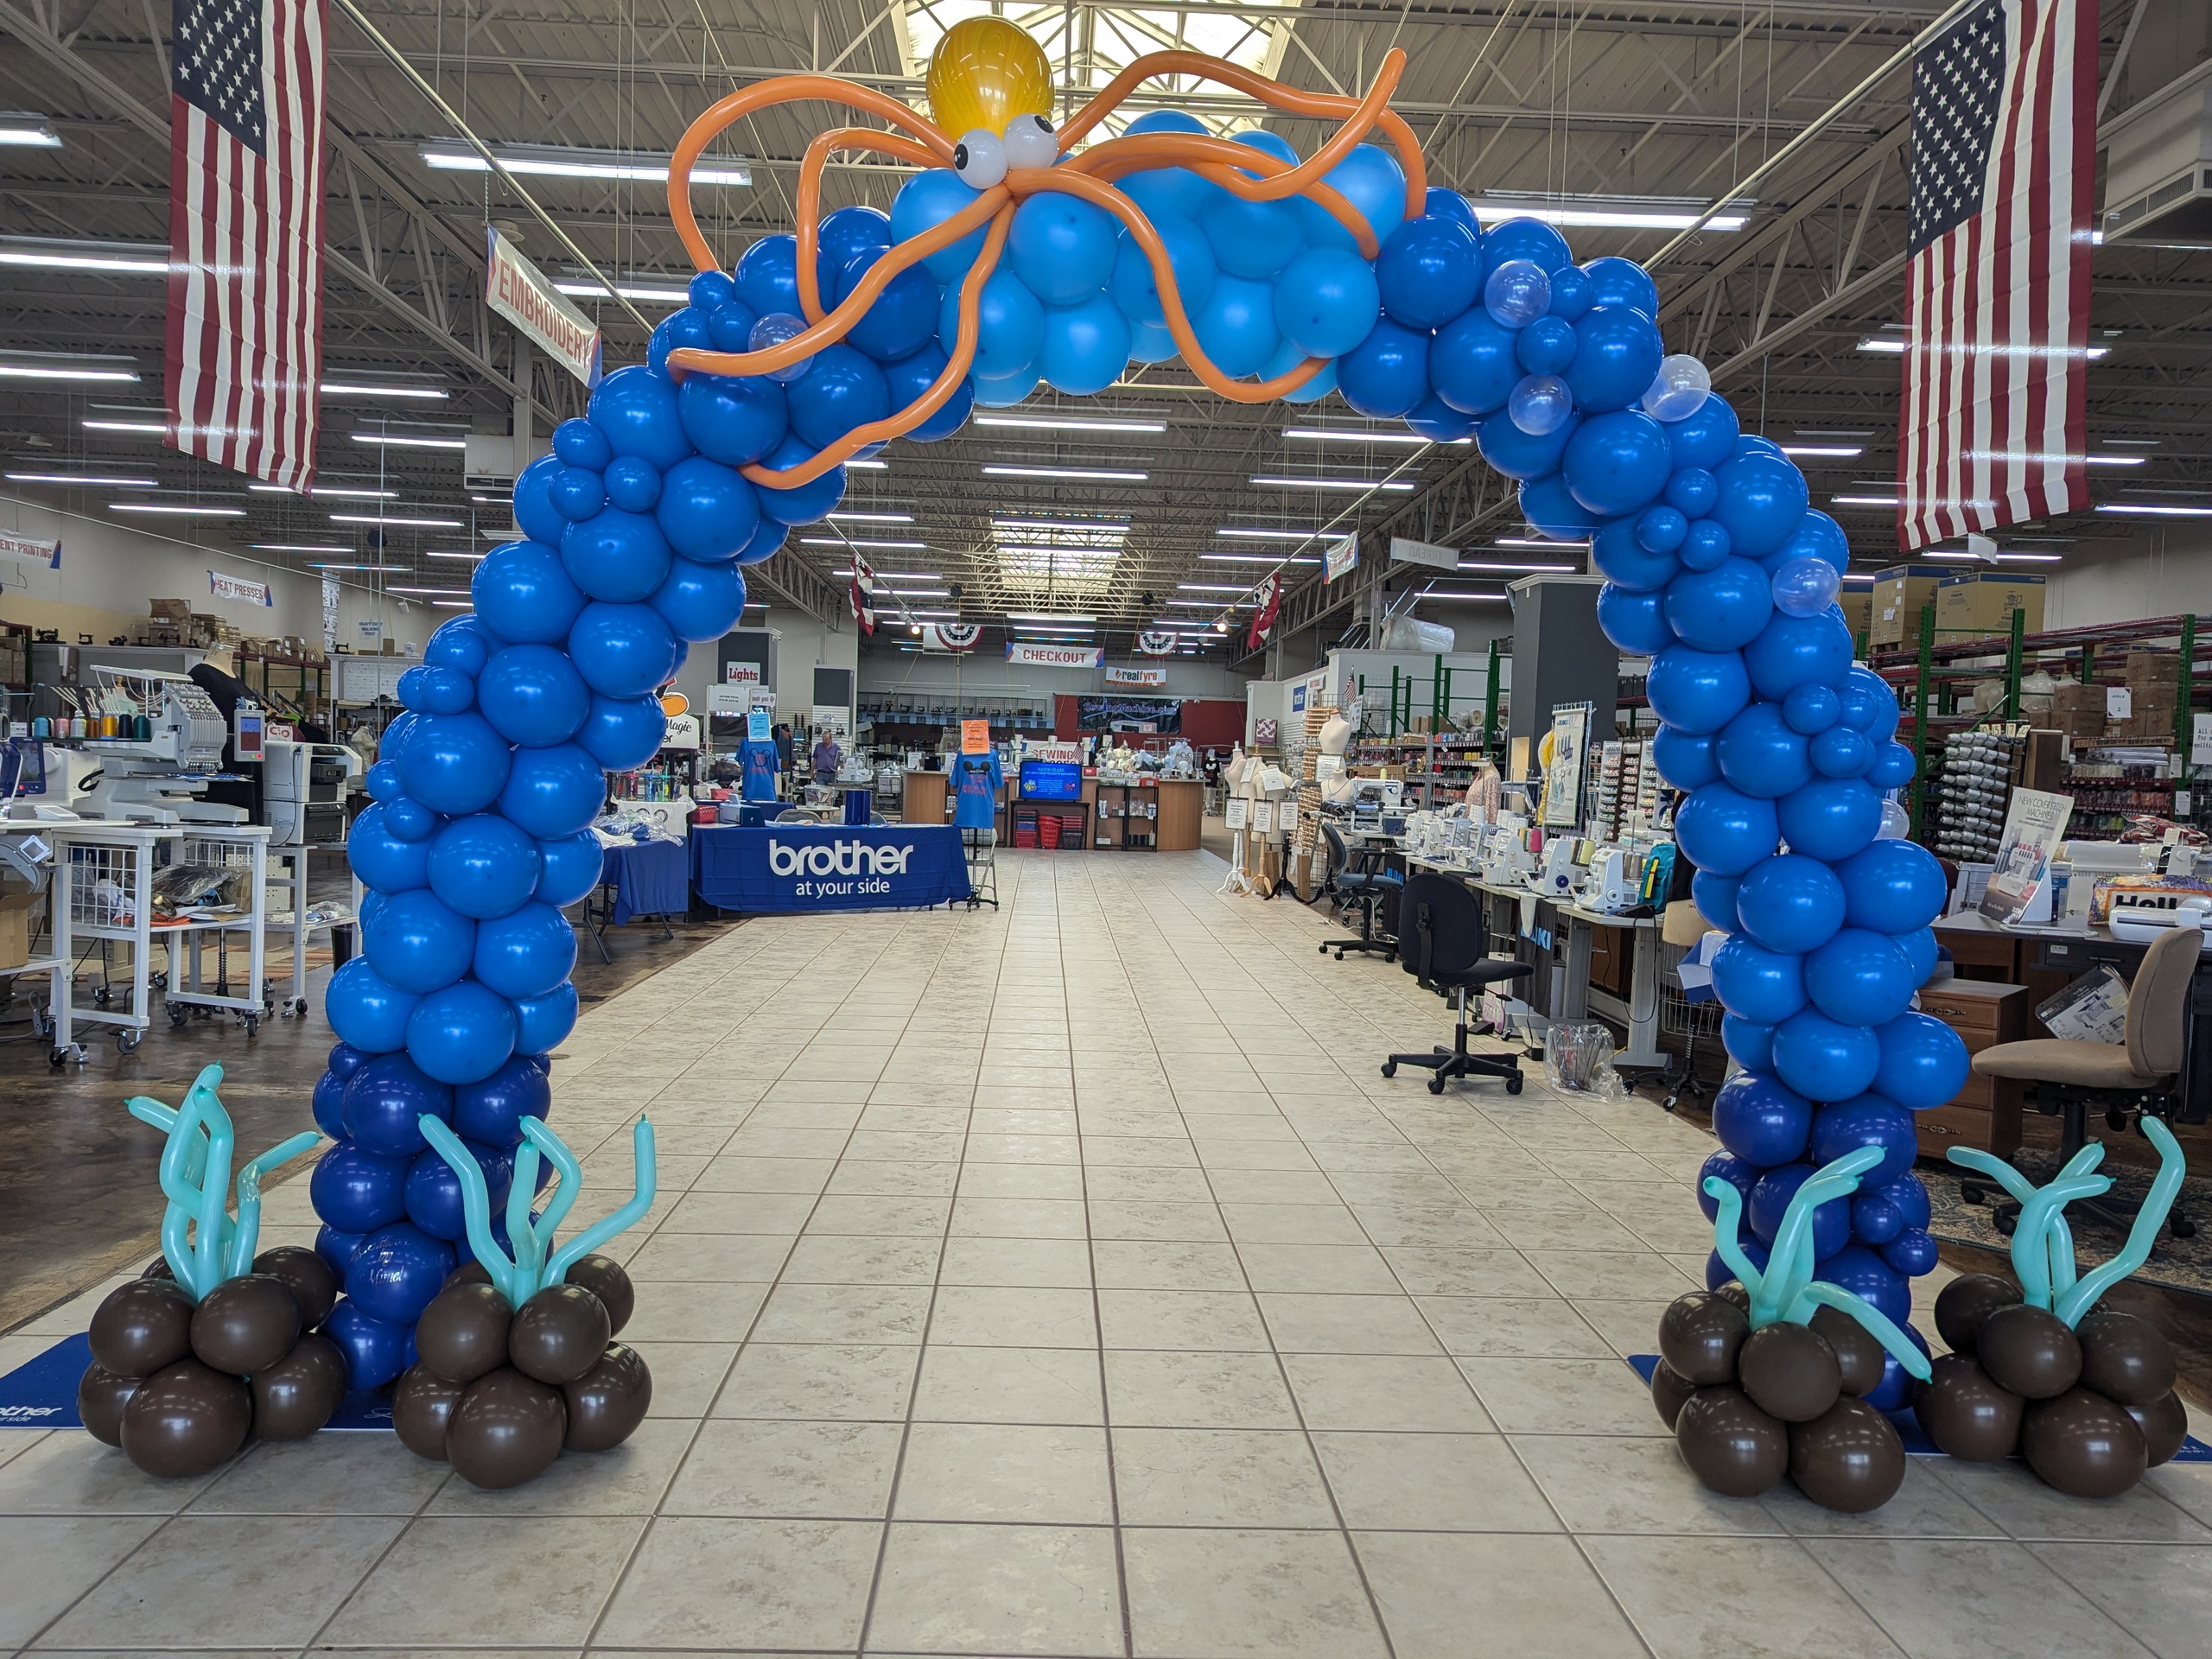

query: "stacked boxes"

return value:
[1933, 572, 2045, 640]
[2049, 682, 2107, 744]
[1869, 566, 1950, 647]
[2115, 652, 2182, 747]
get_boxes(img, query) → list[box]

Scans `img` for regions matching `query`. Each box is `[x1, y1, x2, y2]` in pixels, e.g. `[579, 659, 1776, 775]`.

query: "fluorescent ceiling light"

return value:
[798, 537, 926, 550]
[554, 280, 690, 304]
[432, 601, 474, 608]
[849, 459, 887, 470]
[0, 238, 166, 273]
[351, 432, 467, 450]
[251, 483, 398, 499]
[1926, 550, 2063, 563]
[1781, 445, 1864, 459]
[0, 361, 137, 382]
[1166, 599, 1254, 608]
[1459, 559, 1576, 572]
[1177, 583, 1253, 593]
[1831, 495, 1898, 506]
[254, 543, 350, 553]
[321, 381, 447, 400]
[82, 419, 167, 434]
[2101, 438, 2159, 448]
[907, 610, 958, 619]
[1495, 537, 1588, 550]
[0, 118, 60, 148]
[110, 502, 241, 517]
[1961, 450, 2147, 467]
[983, 464, 1147, 481]
[1282, 427, 1465, 447]
[1859, 336, 2107, 359]
[993, 518, 1128, 535]
[1840, 573, 1878, 584]
[1199, 552, 1320, 563]
[828, 511, 915, 523]
[1008, 613, 1096, 623]
[976, 414, 1165, 433]
[1250, 475, 1415, 492]
[830, 569, 942, 581]
[330, 512, 461, 527]
[1797, 429, 1876, 438]
[1416, 588, 1510, 601]
[427, 550, 487, 561]
[2100, 504, 2212, 517]
[1468, 194, 1749, 232]
[309, 563, 405, 571]
[8, 470, 156, 486]
[420, 142, 750, 188]
[390, 586, 470, 596]
[1217, 526, 1347, 541]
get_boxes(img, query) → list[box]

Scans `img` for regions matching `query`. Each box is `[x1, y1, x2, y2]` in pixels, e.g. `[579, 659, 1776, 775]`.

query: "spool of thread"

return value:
[134, 714, 153, 741]
[30, 716, 48, 740]
[100, 713, 118, 739]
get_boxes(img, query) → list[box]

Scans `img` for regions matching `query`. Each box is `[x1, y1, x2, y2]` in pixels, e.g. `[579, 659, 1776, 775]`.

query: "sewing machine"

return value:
[1582, 846, 1643, 913]
[1480, 824, 1535, 885]
[77, 670, 243, 823]
[1528, 835, 1588, 897]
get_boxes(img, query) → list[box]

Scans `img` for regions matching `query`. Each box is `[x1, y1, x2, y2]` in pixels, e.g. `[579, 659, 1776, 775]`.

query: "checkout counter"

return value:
[899, 767, 1203, 851]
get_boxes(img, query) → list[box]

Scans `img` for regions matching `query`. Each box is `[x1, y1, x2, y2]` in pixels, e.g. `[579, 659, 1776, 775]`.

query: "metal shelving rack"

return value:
[47, 821, 178, 1063]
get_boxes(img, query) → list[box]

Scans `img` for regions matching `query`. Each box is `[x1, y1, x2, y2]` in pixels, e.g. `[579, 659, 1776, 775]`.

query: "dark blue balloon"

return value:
[1692, 869, 1742, 931]
[835, 245, 941, 361]
[1596, 585, 1674, 655]
[1406, 394, 1478, 444]
[817, 204, 891, 283]
[588, 365, 691, 470]
[1744, 610, 1854, 700]
[1519, 474, 1599, 543]
[1698, 1150, 1759, 1222]
[734, 233, 800, 317]
[1880, 1226, 1938, 1277]
[1839, 839, 1948, 934]
[1565, 304, 1662, 412]
[1822, 1244, 1911, 1328]
[1866, 740, 1918, 791]
[474, 900, 576, 1001]
[311, 1068, 348, 1138]
[569, 601, 679, 699]
[346, 803, 430, 893]
[646, 306, 711, 376]
[553, 416, 613, 471]
[1673, 783, 1779, 876]
[785, 344, 892, 449]
[1852, 1191, 1905, 1245]
[309, 1142, 411, 1233]
[513, 454, 565, 546]
[1717, 702, 1812, 799]
[1677, 518, 1732, 572]
[513, 981, 580, 1055]
[1429, 308, 1522, 416]
[1783, 683, 1841, 735]
[329, 1041, 372, 1082]
[1708, 1238, 1770, 1292]
[315, 1223, 367, 1281]
[1644, 645, 1750, 734]
[1546, 264, 1593, 320]
[405, 1138, 514, 1241]
[1772, 1008, 1882, 1102]
[324, 1297, 412, 1389]
[653, 556, 747, 642]
[1749, 1163, 1851, 1258]
[1665, 391, 1740, 472]
[1479, 216, 1572, 276]
[1562, 410, 1670, 517]
[406, 980, 519, 1087]
[363, 887, 476, 995]
[399, 713, 512, 817]
[535, 829, 605, 910]
[1713, 451, 1812, 558]
[654, 455, 761, 563]
[1723, 1015, 1777, 1072]
[1376, 214, 1480, 329]
[454, 1054, 553, 1147]
[1637, 505, 1688, 554]
[1805, 929, 1916, 1027]
[1777, 778, 1884, 862]
[428, 813, 542, 920]
[340, 1052, 455, 1156]
[1882, 1172, 1932, 1230]
[1476, 407, 1577, 480]
[1811, 1093, 1918, 1185]
[1425, 187, 1477, 232]
[1649, 726, 1719, 790]
[1582, 256, 1659, 317]
[1713, 935, 1808, 1025]
[500, 743, 607, 840]
[1515, 315, 1578, 376]
[1338, 318, 1430, 419]
[1810, 725, 1874, 778]
[1734, 853, 1846, 955]
[576, 693, 666, 772]
[753, 435, 847, 526]
[548, 465, 606, 524]
[1663, 559, 1772, 652]
[382, 798, 440, 843]
[473, 541, 588, 647]
[677, 372, 789, 468]
[345, 1223, 456, 1325]
[1711, 1071, 1813, 1166]
[324, 958, 417, 1054]
[1873, 1011, 1970, 1109]
[1664, 466, 1719, 519]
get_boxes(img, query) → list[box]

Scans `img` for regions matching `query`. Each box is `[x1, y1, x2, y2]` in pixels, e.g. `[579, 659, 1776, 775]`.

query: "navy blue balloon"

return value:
[553, 416, 613, 471]
[656, 455, 762, 563]
[404, 1138, 513, 1241]
[677, 372, 788, 467]
[454, 1054, 552, 1147]
[1713, 935, 1808, 1025]
[1873, 1012, 1969, 1109]
[1698, 1149, 1759, 1222]
[1590, 517, 1678, 592]
[1376, 214, 1479, 329]
[1810, 725, 1873, 779]
[1663, 559, 1772, 652]
[1564, 304, 1662, 412]
[475, 645, 590, 749]
[1812, 1094, 1918, 1185]
[753, 435, 847, 525]
[324, 1298, 411, 1389]
[1777, 778, 1884, 862]
[514, 981, 580, 1054]
[1783, 683, 1841, 734]
[569, 601, 679, 699]
[1839, 839, 1947, 934]
[500, 742, 607, 840]
[577, 694, 666, 772]
[315, 1224, 367, 1281]
[1596, 585, 1674, 655]
[1649, 726, 1719, 790]
[311, 1068, 348, 1138]
[1772, 1008, 1882, 1102]
[1708, 1239, 1770, 1293]
[340, 1052, 454, 1157]
[1712, 451, 1812, 558]
[1478, 216, 1572, 276]
[309, 1142, 410, 1233]
[1429, 308, 1522, 416]
[1664, 391, 1739, 471]
[1805, 928, 1916, 1027]
[1665, 467, 1719, 519]
[1644, 645, 1750, 733]
[1744, 610, 1854, 700]
[1883, 1173, 1932, 1231]
[327, 1041, 371, 1082]
[1338, 318, 1430, 419]
[1672, 784, 1778, 876]
[1866, 741, 1918, 791]
[513, 454, 565, 546]
[734, 233, 799, 316]
[324, 958, 417, 1054]
[1716, 702, 1812, 799]
[1515, 315, 1578, 376]
[1562, 410, 1670, 517]
[1823, 1245, 1911, 1328]
[363, 887, 476, 995]
[1692, 869, 1742, 931]
[347, 803, 430, 893]
[1476, 407, 1578, 480]
[1710, 1071, 1812, 1166]
[473, 541, 588, 647]
[474, 900, 576, 1002]
[1677, 518, 1732, 572]
[1722, 1015, 1777, 1072]
[1880, 1226, 1938, 1277]
[1734, 853, 1845, 955]
[428, 813, 542, 920]
[835, 245, 940, 361]
[534, 830, 604, 909]
[345, 1223, 455, 1325]
[1852, 1190, 1906, 1246]
[406, 980, 519, 1087]
[399, 713, 511, 817]
[588, 365, 691, 470]
[1750, 1163, 1851, 1258]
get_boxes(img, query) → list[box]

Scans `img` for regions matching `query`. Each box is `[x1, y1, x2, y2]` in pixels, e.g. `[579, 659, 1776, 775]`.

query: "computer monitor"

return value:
[1018, 760, 1084, 802]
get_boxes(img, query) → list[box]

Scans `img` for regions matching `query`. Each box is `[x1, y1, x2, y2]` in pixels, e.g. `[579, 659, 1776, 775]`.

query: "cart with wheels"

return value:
[46, 820, 180, 1065]
[164, 824, 272, 1034]
[264, 842, 349, 1017]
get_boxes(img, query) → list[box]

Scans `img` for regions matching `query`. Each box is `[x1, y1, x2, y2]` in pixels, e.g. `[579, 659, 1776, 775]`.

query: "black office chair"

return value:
[1318, 820, 1401, 962]
[1383, 872, 1535, 1095]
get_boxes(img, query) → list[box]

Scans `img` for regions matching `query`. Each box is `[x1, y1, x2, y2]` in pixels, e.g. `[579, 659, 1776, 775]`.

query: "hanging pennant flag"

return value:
[850, 553, 878, 635]
[1135, 630, 1179, 656]
[921, 621, 981, 652]
[1247, 573, 1282, 652]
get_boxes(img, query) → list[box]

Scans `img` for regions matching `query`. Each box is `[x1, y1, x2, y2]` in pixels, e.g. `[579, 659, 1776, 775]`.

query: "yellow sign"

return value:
[961, 719, 991, 755]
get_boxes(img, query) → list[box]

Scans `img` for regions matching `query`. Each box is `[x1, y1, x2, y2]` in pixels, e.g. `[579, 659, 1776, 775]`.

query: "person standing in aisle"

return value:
[812, 728, 842, 781]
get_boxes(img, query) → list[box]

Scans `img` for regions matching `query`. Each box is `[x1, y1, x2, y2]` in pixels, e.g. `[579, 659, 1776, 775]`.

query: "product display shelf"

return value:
[1093, 779, 1159, 850]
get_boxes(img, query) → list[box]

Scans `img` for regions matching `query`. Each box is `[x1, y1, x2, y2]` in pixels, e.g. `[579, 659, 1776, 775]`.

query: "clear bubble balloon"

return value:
[1770, 555, 1841, 619]
[1642, 353, 1712, 421]
[1878, 797, 1911, 840]
[748, 313, 814, 384]
[1507, 373, 1573, 437]
[1483, 258, 1551, 329]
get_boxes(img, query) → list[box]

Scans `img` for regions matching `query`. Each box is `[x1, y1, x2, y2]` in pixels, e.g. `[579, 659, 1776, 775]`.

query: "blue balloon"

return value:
[1710, 1071, 1813, 1166]
[340, 1052, 454, 1157]
[1698, 1150, 1760, 1221]
[1192, 274, 1281, 378]
[1777, 778, 1884, 863]
[973, 365, 1040, 407]
[1677, 518, 1732, 573]
[1883, 1172, 1932, 1231]
[1771, 509, 1851, 575]
[1479, 215, 1572, 276]
[704, 302, 759, 355]
[1744, 610, 1854, 701]
[833, 245, 940, 362]
[472, 542, 588, 646]
[1565, 304, 1662, 412]
[1644, 645, 1751, 734]
[1665, 391, 1740, 472]
[1120, 110, 1216, 220]
[646, 306, 711, 375]
[1717, 702, 1813, 800]
[734, 518, 789, 567]
[1805, 928, 1916, 1027]
[676, 372, 788, 469]
[311, 1068, 349, 1138]
[653, 555, 747, 642]
[575, 695, 666, 773]
[1693, 869, 1742, 931]
[1318, 143, 1407, 249]
[1880, 1226, 1938, 1278]
[588, 365, 691, 470]
[602, 457, 662, 514]
[734, 233, 800, 316]
[345, 1222, 456, 1325]
[1664, 467, 1719, 520]
[1898, 925, 1939, 990]
[1582, 255, 1660, 318]
[474, 900, 577, 1002]
[406, 979, 519, 1087]
[428, 813, 542, 921]
[1428, 308, 1522, 416]
[405, 1138, 513, 1242]
[1723, 1015, 1777, 1072]
[535, 829, 606, 909]
[1852, 1190, 1905, 1246]
[1837, 665, 1901, 741]
[1546, 264, 1594, 321]
[1713, 936, 1808, 1025]
[424, 617, 499, 678]
[1822, 1245, 1911, 1329]
[514, 981, 580, 1055]
[1425, 187, 1477, 232]
[1811, 1094, 1918, 1185]
[363, 887, 475, 995]
[1333, 316, 1428, 417]
[1749, 1163, 1853, 1259]
[1130, 319, 1179, 367]
[1109, 216, 1216, 328]
[513, 454, 565, 545]
[324, 1298, 412, 1389]
[1783, 683, 1841, 735]
[1637, 506, 1688, 555]
[1873, 1011, 1970, 1110]
[887, 344, 973, 442]
[474, 645, 589, 750]
[500, 742, 607, 841]
[310, 1142, 410, 1234]
[1040, 293, 1131, 396]
[1866, 740, 1918, 791]
[1201, 175, 1304, 281]
[1475, 406, 1577, 480]
[1672, 783, 1778, 876]
[325, 958, 417, 1054]
[1376, 214, 1478, 329]
[1596, 585, 1674, 655]
[1664, 559, 1773, 652]
[1839, 839, 1947, 934]
[382, 798, 439, 843]
[785, 344, 890, 450]
[1008, 191, 1118, 303]
[1274, 246, 1382, 359]
[1405, 393, 1478, 443]
[1590, 518, 1679, 592]
[816, 205, 891, 286]
[400, 664, 474, 716]
[891, 167, 988, 282]
[346, 803, 430, 893]
[1712, 451, 1812, 558]
[1735, 853, 1845, 955]
[548, 465, 606, 524]
[1810, 725, 1873, 779]
[454, 1054, 552, 1147]
[944, 266, 1042, 382]
[1561, 410, 1671, 516]
[1515, 315, 1579, 376]
[553, 416, 613, 471]
[1519, 474, 1599, 543]
[568, 601, 679, 699]
[1708, 1239, 1770, 1293]
[753, 435, 846, 525]
[1649, 726, 1719, 791]
[560, 508, 672, 606]
[1772, 1009, 1882, 1102]
[653, 455, 761, 563]
[315, 1223, 367, 1281]
[399, 714, 511, 817]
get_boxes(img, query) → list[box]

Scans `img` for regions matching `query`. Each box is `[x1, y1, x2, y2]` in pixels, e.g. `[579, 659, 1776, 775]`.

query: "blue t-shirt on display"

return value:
[740, 738, 780, 802]
[951, 752, 1002, 830]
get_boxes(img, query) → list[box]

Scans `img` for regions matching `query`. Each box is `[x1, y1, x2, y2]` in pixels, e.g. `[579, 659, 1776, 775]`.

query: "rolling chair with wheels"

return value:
[1317, 821, 1401, 962]
[1382, 872, 1535, 1095]
[1963, 924, 2201, 1243]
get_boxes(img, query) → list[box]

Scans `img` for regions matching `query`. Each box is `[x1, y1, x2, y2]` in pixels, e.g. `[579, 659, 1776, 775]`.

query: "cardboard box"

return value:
[1837, 590, 1872, 641]
[149, 598, 192, 620]
[1871, 566, 1952, 646]
[1934, 571, 2046, 639]
[2125, 651, 2182, 688]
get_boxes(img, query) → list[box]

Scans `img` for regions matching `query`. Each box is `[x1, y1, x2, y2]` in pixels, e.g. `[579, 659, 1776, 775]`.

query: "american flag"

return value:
[165, 0, 327, 488]
[1897, 0, 2097, 551]
[849, 553, 879, 634]
[1247, 573, 1281, 652]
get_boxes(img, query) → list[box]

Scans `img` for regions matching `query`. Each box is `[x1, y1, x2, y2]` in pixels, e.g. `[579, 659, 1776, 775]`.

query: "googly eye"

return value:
[952, 127, 1007, 189]
[1001, 111, 1058, 170]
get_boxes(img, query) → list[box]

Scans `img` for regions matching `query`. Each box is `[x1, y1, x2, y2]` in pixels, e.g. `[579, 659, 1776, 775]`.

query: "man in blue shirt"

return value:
[950, 748, 1002, 835]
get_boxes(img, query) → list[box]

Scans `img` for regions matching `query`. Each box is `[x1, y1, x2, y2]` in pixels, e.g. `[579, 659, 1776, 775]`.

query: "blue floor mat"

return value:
[0, 1332, 394, 1431]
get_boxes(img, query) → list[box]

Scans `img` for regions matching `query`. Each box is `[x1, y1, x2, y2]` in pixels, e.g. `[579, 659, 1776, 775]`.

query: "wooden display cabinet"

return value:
[1913, 978, 2031, 1161]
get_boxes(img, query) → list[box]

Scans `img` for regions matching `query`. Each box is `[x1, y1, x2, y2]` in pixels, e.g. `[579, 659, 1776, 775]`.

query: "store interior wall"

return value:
[857, 650, 1248, 701]
[2037, 528, 2212, 631]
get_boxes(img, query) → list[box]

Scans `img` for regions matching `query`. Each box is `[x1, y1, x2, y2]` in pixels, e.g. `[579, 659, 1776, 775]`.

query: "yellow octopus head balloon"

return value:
[927, 16, 1053, 142]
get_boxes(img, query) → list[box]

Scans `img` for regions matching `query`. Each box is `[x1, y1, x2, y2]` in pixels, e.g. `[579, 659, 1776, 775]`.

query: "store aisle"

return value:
[3, 849, 2209, 1658]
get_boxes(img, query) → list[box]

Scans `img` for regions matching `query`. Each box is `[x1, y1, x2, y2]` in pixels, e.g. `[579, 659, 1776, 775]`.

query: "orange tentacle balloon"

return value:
[794, 127, 957, 325]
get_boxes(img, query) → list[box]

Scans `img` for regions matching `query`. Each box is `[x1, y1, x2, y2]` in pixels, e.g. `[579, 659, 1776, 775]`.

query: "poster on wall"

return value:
[321, 574, 339, 652]
[1074, 695, 1180, 734]
[1540, 705, 1588, 830]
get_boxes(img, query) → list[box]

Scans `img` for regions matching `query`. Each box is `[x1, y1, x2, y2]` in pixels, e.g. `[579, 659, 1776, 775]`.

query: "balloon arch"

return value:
[300, 19, 1966, 1497]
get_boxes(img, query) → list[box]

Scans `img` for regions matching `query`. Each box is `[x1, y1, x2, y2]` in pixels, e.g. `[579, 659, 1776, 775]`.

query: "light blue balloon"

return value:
[1319, 143, 1407, 248]
[1200, 169, 1305, 280]
[1039, 293, 1131, 397]
[1272, 245, 1382, 360]
[1262, 339, 1338, 404]
[1130, 318, 1179, 365]
[974, 365, 1041, 407]
[946, 266, 1046, 381]
[1007, 191, 1118, 305]
[1108, 218, 1215, 328]
[890, 166, 988, 282]
[1119, 110, 1216, 220]
[1192, 274, 1281, 378]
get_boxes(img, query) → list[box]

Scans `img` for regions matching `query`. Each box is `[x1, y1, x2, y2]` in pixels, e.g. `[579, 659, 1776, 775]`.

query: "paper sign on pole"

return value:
[724, 662, 762, 686]
[747, 708, 772, 741]
[486, 226, 604, 388]
[961, 719, 991, 754]
[1325, 535, 1358, 582]
[707, 685, 749, 715]
[1389, 536, 1459, 572]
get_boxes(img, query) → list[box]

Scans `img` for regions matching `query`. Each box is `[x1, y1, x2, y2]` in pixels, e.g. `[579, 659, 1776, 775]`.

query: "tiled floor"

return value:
[3, 848, 2210, 1658]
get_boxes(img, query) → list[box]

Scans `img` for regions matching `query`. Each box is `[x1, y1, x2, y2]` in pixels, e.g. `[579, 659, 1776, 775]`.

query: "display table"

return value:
[601, 838, 688, 925]
[901, 770, 950, 825]
[690, 823, 972, 912]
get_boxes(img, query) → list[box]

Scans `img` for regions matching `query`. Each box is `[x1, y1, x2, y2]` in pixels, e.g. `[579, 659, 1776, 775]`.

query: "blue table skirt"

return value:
[600, 837, 689, 925]
[690, 823, 971, 912]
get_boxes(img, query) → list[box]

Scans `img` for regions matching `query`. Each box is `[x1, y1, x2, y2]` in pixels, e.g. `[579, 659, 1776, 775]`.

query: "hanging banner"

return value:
[849, 553, 879, 635]
[1007, 641, 1103, 669]
[921, 621, 982, 652]
[1325, 535, 1358, 582]
[209, 570, 274, 607]
[321, 573, 339, 651]
[1135, 630, 1179, 656]
[1104, 664, 1167, 688]
[1246, 573, 1281, 652]
[1389, 536, 1459, 572]
[486, 226, 604, 389]
[0, 531, 60, 570]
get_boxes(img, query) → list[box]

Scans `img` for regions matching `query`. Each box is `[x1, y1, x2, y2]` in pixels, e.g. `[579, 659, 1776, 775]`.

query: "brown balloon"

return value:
[76, 1363, 140, 1447]
[415, 1282, 514, 1385]
[2022, 1388, 2148, 1498]
[562, 1255, 635, 1338]
[1738, 1323, 1843, 1423]
[508, 1283, 612, 1387]
[563, 1342, 652, 1452]
[1976, 1303, 2082, 1400]
[2075, 1310, 2177, 1408]
[142, 1255, 174, 1280]
[189, 1274, 303, 1376]
[1675, 1385, 1789, 1497]
[1659, 1292, 1751, 1388]
[118, 1358, 252, 1478]
[1913, 1353, 2024, 1461]
[1933, 1273, 2024, 1357]
[249, 1333, 347, 1440]
[88, 1276, 197, 1378]
[1808, 1304, 1888, 1398]
[1712, 1280, 1752, 1314]
[2124, 1391, 2189, 1469]
[445, 1366, 568, 1490]
[442, 1259, 493, 1292]
[1650, 1359, 1699, 1430]
[1789, 1396, 1907, 1513]
[391, 1363, 468, 1462]
[251, 1245, 339, 1330]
